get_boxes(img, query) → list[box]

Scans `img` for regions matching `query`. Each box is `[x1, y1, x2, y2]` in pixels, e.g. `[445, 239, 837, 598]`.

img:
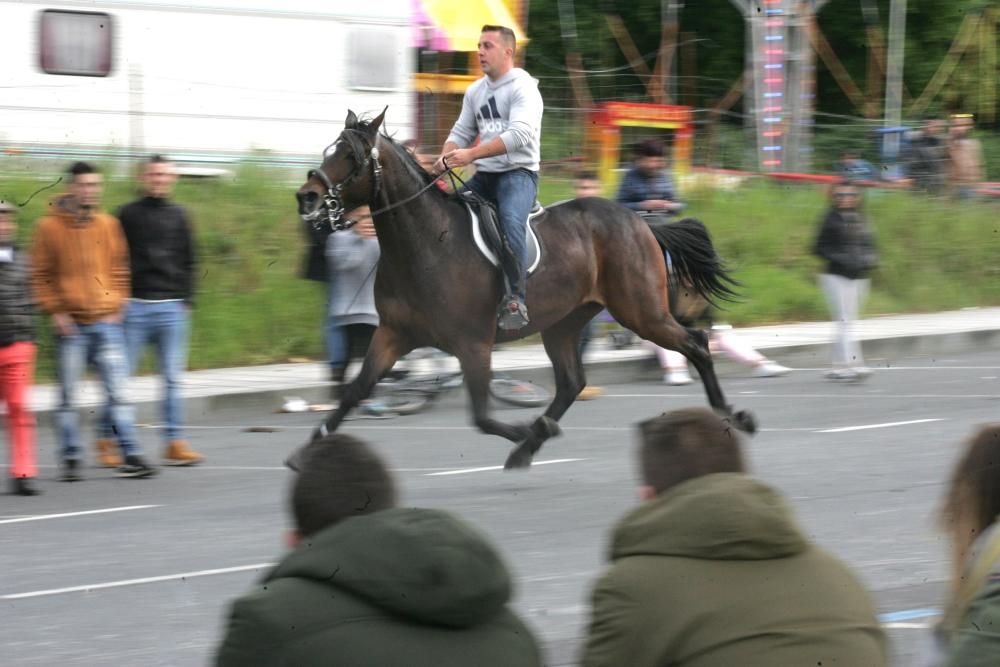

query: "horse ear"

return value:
[345, 109, 359, 129]
[368, 106, 388, 136]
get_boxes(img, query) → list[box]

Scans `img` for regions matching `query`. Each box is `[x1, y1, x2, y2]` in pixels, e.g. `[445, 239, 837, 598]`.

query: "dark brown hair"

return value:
[638, 407, 746, 495]
[291, 434, 398, 537]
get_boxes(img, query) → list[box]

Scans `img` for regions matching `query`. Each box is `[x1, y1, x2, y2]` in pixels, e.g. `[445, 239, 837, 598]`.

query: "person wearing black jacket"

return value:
[812, 181, 878, 381]
[98, 156, 203, 466]
[0, 201, 39, 495]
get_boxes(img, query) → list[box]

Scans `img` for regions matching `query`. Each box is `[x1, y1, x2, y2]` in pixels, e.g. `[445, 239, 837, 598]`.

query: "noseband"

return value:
[305, 132, 383, 231]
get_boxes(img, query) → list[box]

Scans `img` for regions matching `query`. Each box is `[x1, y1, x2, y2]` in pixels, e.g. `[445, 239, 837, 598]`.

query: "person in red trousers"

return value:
[0, 200, 39, 496]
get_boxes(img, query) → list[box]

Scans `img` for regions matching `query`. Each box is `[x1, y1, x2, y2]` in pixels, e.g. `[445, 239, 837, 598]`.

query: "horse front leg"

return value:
[285, 326, 410, 471]
[456, 342, 533, 445]
[676, 325, 757, 435]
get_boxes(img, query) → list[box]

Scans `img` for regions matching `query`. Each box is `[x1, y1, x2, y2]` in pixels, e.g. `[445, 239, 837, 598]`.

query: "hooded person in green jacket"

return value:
[215, 434, 542, 667]
[581, 407, 887, 667]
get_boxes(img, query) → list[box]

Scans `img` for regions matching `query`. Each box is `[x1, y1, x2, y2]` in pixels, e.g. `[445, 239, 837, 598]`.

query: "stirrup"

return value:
[498, 297, 529, 331]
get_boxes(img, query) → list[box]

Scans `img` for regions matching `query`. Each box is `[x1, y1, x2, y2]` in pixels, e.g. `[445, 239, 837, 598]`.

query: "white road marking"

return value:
[0, 562, 275, 600]
[882, 621, 932, 630]
[0, 505, 160, 526]
[605, 393, 1000, 399]
[427, 458, 585, 476]
[818, 418, 944, 433]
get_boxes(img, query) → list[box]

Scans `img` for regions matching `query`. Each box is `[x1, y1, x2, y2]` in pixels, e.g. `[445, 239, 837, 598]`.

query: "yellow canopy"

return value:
[421, 0, 527, 53]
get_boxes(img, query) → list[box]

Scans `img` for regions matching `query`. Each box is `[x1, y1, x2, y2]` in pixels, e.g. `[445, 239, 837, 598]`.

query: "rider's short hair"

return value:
[482, 25, 516, 53]
[291, 434, 398, 537]
[638, 408, 746, 496]
[576, 170, 599, 182]
[147, 154, 170, 165]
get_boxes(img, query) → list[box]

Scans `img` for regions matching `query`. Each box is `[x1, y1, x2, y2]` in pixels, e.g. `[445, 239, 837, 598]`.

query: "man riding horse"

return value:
[432, 24, 541, 331]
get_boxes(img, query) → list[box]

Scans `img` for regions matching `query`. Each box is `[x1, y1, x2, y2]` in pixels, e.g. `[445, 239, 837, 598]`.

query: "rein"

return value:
[306, 131, 456, 232]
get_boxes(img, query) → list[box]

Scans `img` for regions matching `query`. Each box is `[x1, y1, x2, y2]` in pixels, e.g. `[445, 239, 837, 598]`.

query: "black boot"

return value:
[12, 476, 41, 496]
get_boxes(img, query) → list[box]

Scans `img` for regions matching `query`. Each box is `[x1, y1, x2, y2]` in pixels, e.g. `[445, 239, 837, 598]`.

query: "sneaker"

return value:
[95, 438, 122, 468]
[752, 361, 791, 378]
[11, 477, 41, 496]
[824, 368, 858, 381]
[577, 385, 604, 401]
[163, 440, 204, 467]
[664, 369, 693, 386]
[59, 459, 82, 482]
[498, 296, 530, 331]
[116, 455, 157, 479]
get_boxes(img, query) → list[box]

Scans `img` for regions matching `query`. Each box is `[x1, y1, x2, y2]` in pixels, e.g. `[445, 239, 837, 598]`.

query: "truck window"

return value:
[39, 10, 114, 77]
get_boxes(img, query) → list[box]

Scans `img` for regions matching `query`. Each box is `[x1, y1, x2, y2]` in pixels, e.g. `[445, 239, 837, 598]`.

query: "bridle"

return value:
[303, 131, 458, 233]
[304, 130, 383, 232]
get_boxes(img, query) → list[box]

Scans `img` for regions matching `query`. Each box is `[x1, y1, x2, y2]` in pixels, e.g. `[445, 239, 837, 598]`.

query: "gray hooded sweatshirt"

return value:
[446, 68, 543, 173]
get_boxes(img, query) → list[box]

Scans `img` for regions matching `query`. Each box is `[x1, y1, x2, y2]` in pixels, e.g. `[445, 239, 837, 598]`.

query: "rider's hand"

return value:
[431, 157, 448, 175]
[640, 199, 669, 211]
[442, 148, 476, 169]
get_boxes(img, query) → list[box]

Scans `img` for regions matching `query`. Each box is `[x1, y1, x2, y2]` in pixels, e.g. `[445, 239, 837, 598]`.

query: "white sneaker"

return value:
[824, 368, 858, 381]
[664, 369, 693, 386]
[752, 361, 790, 378]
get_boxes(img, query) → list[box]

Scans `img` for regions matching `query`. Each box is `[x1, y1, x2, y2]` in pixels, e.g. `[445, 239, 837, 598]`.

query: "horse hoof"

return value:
[532, 416, 562, 440]
[285, 444, 308, 472]
[504, 447, 534, 470]
[733, 410, 758, 435]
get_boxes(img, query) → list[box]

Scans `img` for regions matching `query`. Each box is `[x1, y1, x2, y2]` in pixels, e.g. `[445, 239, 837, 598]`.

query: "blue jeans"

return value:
[464, 169, 539, 297]
[98, 300, 189, 442]
[57, 320, 140, 461]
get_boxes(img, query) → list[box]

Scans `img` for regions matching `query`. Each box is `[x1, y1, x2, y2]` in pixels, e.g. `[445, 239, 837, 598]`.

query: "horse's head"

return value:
[297, 108, 386, 231]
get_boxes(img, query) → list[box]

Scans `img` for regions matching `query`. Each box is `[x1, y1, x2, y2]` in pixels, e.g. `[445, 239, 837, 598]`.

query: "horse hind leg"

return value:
[285, 326, 411, 471]
[641, 318, 757, 435]
[504, 306, 598, 469]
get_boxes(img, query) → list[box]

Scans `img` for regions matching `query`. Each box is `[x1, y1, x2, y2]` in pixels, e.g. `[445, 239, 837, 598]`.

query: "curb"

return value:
[31, 327, 1000, 423]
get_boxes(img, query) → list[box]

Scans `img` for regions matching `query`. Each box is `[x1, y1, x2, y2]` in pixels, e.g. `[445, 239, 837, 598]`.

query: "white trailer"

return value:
[0, 0, 415, 169]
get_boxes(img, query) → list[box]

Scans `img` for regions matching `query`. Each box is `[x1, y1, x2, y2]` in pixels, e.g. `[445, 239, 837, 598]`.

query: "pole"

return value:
[883, 0, 907, 164]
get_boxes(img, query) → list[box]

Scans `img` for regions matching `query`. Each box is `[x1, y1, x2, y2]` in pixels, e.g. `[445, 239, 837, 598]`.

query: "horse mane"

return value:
[346, 116, 450, 203]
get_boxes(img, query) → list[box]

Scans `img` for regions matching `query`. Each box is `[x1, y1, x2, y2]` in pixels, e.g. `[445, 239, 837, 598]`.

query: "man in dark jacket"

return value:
[615, 138, 684, 217]
[581, 408, 886, 667]
[0, 201, 39, 495]
[97, 155, 202, 467]
[215, 434, 543, 667]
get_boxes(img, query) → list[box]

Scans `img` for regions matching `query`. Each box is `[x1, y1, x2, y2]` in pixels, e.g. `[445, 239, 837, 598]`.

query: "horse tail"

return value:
[646, 217, 741, 308]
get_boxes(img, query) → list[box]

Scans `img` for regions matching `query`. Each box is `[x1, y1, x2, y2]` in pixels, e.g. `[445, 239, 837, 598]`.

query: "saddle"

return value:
[460, 191, 544, 276]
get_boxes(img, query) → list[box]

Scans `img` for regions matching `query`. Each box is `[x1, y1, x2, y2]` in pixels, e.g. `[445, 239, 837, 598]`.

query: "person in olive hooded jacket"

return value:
[581, 407, 886, 667]
[215, 434, 542, 667]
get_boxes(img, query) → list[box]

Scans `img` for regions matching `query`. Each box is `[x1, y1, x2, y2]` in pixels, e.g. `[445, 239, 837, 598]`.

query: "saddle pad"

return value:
[468, 203, 544, 275]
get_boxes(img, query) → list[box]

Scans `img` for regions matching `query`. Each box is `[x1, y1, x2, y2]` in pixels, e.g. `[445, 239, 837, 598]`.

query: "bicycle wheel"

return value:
[489, 378, 551, 408]
[378, 389, 433, 416]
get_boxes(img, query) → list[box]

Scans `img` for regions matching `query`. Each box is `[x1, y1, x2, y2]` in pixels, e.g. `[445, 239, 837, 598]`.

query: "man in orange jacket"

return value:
[31, 162, 155, 481]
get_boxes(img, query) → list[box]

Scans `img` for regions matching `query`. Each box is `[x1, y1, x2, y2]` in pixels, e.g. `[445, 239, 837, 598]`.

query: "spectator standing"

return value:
[0, 201, 40, 496]
[31, 162, 154, 480]
[326, 207, 378, 401]
[99, 156, 202, 466]
[934, 423, 1000, 665]
[947, 114, 984, 201]
[908, 118, 948, 194]
[812, 180, 878, 382]
[215, 433, 542, 666]
[581, 407, 886, 667]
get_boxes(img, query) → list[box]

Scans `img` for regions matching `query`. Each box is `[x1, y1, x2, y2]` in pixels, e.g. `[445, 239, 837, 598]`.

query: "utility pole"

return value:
[884, 0, 907, 167]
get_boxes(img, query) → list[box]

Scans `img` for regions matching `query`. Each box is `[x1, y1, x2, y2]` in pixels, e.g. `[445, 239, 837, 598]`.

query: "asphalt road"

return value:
[4, 349, 1000, 666]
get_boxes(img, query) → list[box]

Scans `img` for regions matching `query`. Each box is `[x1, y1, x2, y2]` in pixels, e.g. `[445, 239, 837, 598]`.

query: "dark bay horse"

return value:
[293, 109, 756, 469]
